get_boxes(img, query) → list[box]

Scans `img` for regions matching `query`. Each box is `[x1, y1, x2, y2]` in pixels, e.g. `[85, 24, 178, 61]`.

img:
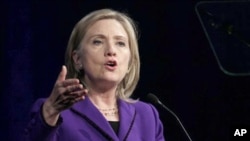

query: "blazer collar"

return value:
[118, 99, 136, 140]
[71, 96, 136, 141]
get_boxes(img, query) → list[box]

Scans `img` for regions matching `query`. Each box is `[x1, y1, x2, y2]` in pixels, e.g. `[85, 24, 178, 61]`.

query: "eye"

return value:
[93, 40, 102, 45]
[116, 41, 126, 47]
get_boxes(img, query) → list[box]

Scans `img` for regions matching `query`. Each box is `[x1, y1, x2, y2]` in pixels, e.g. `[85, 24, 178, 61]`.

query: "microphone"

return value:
[147, 93, 193, 141]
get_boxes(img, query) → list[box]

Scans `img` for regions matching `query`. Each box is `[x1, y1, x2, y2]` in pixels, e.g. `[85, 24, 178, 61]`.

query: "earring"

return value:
[79, 64, 83, 70]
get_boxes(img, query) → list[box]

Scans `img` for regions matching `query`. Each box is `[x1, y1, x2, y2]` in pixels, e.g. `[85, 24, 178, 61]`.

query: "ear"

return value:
[72, 50, 82, 70]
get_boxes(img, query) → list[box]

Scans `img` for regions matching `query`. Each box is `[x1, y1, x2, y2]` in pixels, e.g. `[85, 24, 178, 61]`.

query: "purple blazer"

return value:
[23, 96, 165, 141]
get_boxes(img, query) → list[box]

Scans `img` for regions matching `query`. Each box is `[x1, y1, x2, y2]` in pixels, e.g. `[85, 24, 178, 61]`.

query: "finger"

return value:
[54, 90, 86, 110]
[74, 95, 85, 102]
[57, 65, 67, 82]
[65, 84, 83, 93]
[56, 93, 84, 107]
[53, 85, 84, 102]
[61, 79, 80, 87]
[69, 89, 87, 97]
[71, 92, 86, 103]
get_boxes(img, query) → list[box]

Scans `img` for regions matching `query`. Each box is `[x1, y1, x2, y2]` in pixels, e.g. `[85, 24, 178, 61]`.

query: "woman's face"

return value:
[75, 19, 130, 88]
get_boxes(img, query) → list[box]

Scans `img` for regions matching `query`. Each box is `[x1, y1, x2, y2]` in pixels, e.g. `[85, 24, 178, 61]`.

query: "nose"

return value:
[106, 51, 116, 56]
[104, 43, 116, 57]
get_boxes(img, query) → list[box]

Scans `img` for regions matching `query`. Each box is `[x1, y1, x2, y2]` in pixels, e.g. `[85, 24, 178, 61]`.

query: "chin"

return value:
[102, 77, 122, 84]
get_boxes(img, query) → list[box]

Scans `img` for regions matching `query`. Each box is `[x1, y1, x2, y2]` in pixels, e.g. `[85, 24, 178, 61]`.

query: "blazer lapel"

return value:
[118, 99, 136, 141]
[71, 96, 118, 140]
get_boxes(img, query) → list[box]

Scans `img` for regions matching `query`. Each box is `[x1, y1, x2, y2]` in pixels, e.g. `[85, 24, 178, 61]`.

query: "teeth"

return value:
[107, 61, 115, 66]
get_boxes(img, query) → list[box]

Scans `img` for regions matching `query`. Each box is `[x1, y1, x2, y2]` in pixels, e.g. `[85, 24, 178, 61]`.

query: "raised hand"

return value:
[42, 65, 87, 126]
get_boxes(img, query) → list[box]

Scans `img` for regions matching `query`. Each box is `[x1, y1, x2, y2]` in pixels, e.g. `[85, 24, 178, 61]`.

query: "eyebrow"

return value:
[89, 34, 128, 40]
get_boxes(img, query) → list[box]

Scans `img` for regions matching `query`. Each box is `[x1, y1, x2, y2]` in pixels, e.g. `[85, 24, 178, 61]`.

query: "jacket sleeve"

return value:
[22, 98, 62, 141]
[149, 104, 165, 141]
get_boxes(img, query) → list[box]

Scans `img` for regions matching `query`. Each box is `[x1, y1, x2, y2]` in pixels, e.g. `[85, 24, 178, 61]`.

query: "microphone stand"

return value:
[147, 93, 193, 141]
[157, 99, 193, 141]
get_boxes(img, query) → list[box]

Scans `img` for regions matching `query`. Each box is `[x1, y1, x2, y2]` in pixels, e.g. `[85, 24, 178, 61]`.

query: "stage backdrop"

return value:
[1, 0, 250, 141]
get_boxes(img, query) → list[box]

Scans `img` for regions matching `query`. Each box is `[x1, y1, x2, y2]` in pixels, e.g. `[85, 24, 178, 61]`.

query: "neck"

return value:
[83, 77, 119, 108]
[89, 91, 117, 106]
[87, 88, 119, 122]
[81, 77, 120, 121]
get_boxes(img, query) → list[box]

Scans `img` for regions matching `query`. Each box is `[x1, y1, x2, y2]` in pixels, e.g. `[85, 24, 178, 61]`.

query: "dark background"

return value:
[1, 0, 250, 140]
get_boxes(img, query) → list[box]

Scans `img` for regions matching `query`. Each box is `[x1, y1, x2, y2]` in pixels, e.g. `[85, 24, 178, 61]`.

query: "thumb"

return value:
[57, 65, 67, 82]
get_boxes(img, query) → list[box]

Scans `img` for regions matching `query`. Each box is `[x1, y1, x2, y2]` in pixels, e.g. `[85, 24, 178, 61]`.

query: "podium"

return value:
[195, 1, 250, 76]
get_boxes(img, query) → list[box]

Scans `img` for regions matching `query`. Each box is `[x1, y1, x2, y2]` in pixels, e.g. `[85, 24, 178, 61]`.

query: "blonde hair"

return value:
[65, 9, 140, 100]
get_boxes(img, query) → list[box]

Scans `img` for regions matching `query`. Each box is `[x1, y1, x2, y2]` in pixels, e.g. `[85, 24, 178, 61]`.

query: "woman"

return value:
[24, 9, 165, 141]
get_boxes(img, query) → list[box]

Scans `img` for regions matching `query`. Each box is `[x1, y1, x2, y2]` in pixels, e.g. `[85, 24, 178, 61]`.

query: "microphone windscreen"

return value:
[147, 93, 160, 104]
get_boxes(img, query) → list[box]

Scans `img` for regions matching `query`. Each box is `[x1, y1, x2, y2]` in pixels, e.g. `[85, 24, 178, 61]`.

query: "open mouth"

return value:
[105, 61, 117, 67]
[105, 60, 117, 71]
